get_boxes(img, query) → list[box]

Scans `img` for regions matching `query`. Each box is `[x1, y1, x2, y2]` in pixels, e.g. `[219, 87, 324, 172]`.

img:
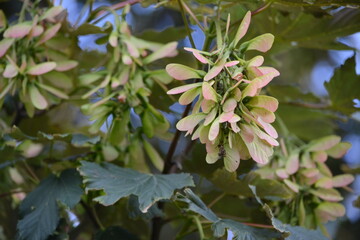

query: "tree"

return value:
[0, 0, 359, 239]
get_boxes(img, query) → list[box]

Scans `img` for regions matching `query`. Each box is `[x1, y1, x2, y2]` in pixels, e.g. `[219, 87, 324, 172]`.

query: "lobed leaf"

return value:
[17, 169, 83, 240]
[79, 161, 194, 212]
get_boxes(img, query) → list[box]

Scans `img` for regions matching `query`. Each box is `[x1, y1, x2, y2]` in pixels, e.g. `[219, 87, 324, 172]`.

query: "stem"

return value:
[177, 0, 196, 48]
[80, 200, 104, 230]
[193, 216, 205, 239]
[181, 0, 205, 33]
[251, 1, 272, 16]
[162, 104, 192, 174]
[207, 192, 226, 208]
[23, 161, 40, 183]
[93, 0, 141, 21]
[19, 0, 30, 22]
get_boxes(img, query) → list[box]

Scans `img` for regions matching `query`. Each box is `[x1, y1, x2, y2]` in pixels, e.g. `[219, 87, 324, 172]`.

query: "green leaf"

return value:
[143, 42, 178, 64]
[325, 57, 360, 114]
[282, 224, 328, 240]
[278, 9, 360, 50]
[141, 109, 155, 138]
[274, 105, 336, 141]
[267, 85, 321, 104]
[307, 135, 341, 151]
[37, 82, 69, 99]
[249, 186, 327, 240]
[212, 219, 278, 240]
[0, 9, 6, 29]
[17, 169, 83, 240]
[176, 188, 219, 222]
[211, 170, 294, 199]
[127, 195, 164, 220]
[176, 189, 280, 239]
[42, 71, 73, 89]
[79, 161, 194, 212]
[135, 27, 188, 43]
[29, 84, 48, 110]
[143, 140, 164, 171]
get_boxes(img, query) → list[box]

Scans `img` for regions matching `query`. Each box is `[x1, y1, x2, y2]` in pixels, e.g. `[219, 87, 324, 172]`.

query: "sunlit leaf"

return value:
[54, 60, 78, 72]
[166, 63, 204, 80]
[29, 84, 48, 110]
[3, 21, 32, 38]
[241, 33, 274, 53]
[232, 11, 251, 47]
[143, 42, 178, 64]
[37, 23, 62, 45]
[27, 62, 57, 76]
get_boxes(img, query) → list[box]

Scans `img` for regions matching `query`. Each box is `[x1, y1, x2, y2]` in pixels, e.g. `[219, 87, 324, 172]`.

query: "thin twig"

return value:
[177, 0, 196, 48]
[207, 192, 226, 208]
[94, 0, 141, 19]
[162, 104, 192, 174]
[251, 1, 272, 16]
[229, 1, 273, 32]
[80, 200, 104, 230]
[181, 0, 205, 32]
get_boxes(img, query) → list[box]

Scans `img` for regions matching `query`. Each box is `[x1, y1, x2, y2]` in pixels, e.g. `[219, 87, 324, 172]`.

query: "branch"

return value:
[94, 0, 142, 18]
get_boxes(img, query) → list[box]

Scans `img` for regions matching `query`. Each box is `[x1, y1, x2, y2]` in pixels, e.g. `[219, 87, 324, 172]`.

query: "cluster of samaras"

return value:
[166, 12, 280, 171]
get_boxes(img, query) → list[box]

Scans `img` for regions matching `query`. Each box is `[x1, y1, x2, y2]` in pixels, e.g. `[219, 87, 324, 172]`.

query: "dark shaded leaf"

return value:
[325, 57, 360, 114]
[17, 169, 83, 240]
[212, 219, 279, 240]
[127, 195, 164, 220]
[136, 27, 188, 43]
[211, 170, 294, 200]
[79, 161, 194, 212]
